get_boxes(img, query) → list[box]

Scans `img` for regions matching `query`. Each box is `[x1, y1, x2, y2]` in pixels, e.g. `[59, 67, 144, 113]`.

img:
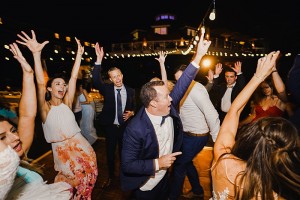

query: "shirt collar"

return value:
[145, 109, 164, 125]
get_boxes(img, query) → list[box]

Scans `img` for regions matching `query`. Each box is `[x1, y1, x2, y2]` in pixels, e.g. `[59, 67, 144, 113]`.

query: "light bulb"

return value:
[209, 9, 216, 20]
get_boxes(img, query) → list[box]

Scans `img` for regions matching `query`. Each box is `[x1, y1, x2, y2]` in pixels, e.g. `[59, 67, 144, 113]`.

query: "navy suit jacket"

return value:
[92, 64, 136, 125]
[120, 62, 199, 191]
[211, 73, 246, 111]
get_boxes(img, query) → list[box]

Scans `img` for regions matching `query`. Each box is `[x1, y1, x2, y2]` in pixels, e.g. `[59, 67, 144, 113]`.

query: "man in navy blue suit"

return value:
[92, 43, 136, 188]
[120, 30, 211, 200]
[209, 61, 246, 124]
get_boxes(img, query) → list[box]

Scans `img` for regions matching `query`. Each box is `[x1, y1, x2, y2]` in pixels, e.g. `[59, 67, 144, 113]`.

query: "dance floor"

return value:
[35, 138, 213, 200]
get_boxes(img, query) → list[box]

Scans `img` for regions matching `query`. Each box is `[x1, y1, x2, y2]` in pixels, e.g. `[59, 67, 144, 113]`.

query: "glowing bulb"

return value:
[209, 9, 216, 20]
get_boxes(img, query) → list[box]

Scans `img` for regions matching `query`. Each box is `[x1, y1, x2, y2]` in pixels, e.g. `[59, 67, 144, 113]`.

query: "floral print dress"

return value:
[42, 103, 98, 200]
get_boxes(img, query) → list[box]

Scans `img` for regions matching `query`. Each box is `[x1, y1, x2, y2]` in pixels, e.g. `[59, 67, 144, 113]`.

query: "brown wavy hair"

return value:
[230, 117, 300, 200]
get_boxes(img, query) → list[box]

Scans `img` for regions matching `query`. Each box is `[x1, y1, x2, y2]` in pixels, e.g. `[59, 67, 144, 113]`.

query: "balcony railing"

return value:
[110, 38, 266, 56]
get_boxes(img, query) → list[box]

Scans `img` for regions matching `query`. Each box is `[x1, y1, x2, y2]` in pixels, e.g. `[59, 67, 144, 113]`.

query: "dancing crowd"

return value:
[0, 28, 299, 200]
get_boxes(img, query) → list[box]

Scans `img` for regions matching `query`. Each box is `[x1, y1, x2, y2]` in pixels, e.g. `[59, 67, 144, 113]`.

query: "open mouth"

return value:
[13, 142, 22, 152]
[58, 90, 64, 96]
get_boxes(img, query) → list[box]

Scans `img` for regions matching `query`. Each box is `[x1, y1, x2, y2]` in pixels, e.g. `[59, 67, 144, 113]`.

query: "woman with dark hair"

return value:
[2, 42, 72, 199]
[211, 51, 300, 200]
[238, 67, 289, 127]
[16, 30, 98, 199]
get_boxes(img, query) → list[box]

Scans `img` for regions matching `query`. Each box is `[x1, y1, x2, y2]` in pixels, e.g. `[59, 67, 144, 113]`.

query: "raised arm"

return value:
[92, 42, 105, 92]
[154, 51, 168, 87]
[9, 42, 37, 154]
[213, 51, 280, 161]
[16, 30, 49, 121]
[64, 37, 84, 108]
[205, 69, 214, 92]
[272, 63, 288, 102]
[80, 88, 91, 105]
[191, 31, 211, 64]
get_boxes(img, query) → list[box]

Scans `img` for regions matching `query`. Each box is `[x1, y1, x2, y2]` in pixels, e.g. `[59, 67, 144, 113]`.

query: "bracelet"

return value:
[253, 73, 264, 81]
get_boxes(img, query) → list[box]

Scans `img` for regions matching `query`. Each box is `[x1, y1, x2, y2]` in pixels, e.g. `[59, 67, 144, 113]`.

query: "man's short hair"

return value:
[140, 80, 164, 107]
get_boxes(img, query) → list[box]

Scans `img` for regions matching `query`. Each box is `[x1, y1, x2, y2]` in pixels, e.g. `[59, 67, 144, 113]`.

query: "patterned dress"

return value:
[42, 103, 98, 200]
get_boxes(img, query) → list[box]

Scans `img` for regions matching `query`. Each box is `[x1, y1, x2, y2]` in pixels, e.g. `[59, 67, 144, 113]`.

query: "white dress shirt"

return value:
[140, 109, 174, 191]
[180, 81, 220, 142]
[221, 83, 236, 113]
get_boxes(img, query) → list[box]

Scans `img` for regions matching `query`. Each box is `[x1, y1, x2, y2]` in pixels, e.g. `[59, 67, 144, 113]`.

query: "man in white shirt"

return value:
[169, 65, 220, 199]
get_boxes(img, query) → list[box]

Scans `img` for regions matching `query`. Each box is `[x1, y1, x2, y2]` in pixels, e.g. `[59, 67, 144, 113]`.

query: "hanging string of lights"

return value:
[181, 0, 216, 55]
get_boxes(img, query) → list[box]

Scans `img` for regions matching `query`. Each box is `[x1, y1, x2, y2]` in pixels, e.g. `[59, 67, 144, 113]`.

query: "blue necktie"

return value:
[116, 89, 124, 125]
[160, 115, 169, 126]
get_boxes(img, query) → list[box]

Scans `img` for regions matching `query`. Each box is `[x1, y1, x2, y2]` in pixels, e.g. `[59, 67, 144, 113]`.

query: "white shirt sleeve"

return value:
[190, 83, 220, 142]
[155, 159, 159, 171]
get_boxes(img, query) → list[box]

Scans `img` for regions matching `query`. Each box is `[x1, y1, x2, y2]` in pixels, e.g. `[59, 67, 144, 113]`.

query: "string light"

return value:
[181, 0, 216, 55]
[209, 0, 216, 20]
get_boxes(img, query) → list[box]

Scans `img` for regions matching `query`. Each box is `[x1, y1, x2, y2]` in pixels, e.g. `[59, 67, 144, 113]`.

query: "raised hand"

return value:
[255, 51, 280, 81]
[155, 51, 167, 64]
[232, 61, 242, 74]
[9, 43, 33, 73]
[193, 29, 211, 64]
[75, 37, 84, 55]
[95, 42, 104, 63]
[215, 63, 223, 75]
[16, 30, 49, 53]
[206, 69, 214, 83]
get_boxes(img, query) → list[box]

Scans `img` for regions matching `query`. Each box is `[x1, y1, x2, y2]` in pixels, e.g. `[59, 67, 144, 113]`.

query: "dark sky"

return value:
[1, 0, 300, 52]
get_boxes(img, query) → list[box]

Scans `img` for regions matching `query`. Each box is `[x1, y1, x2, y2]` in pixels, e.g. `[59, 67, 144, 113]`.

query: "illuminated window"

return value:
[54, 33, 60, 39]
[65, 36, 71, 42]
[161, 15, 168, 20]
[187, 29, 196, 37]
[155, 27, 167, 35]
[133, 32, 139, 40]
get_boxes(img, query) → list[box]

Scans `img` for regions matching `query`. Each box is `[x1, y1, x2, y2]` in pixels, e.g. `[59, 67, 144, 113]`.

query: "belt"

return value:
[185, 132, 209, 137]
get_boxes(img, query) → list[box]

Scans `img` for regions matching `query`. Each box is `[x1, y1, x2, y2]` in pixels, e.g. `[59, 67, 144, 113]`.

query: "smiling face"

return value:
[224, 71, 237, 86]
[47, 78, 68, 99]
[108, 68, 123, 87]
[0, 120, 23, 157]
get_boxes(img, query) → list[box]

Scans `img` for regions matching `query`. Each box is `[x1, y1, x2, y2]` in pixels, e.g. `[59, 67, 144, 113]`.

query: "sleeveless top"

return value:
[251, 105, 284, 123]
[42, 103, 81, 143]
[211, 154, 279, 200]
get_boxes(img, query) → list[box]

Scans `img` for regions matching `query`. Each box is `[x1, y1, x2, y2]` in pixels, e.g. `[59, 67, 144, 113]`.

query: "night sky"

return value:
[1, 0, 300, 90]
[1, 0, 300, 52]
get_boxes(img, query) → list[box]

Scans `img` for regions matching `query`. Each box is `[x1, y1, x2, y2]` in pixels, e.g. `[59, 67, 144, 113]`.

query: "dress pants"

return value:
[104, 124, 125, 178]
[169, 133, 208, 199]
